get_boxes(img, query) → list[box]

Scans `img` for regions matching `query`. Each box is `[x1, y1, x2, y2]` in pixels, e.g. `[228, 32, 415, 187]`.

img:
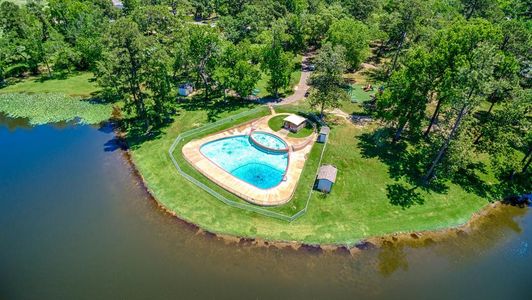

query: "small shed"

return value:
[316, 165, 337, 193]
[283, 114, 307, 133]
[317, 126, 330, 143]
[179, 83, 194, 96]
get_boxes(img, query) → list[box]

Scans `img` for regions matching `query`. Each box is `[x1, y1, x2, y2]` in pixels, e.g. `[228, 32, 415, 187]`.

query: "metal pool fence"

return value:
[168, 107, 329, 222]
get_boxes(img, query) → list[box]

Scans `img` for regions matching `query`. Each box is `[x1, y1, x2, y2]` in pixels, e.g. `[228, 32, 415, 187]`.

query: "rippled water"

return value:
[250, 131, 287, 150]
[200, 135, 288, 189]
[1, 115, 531, 300]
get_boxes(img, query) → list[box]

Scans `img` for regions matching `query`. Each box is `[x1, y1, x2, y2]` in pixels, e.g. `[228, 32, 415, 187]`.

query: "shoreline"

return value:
[120, 129, 520, 251]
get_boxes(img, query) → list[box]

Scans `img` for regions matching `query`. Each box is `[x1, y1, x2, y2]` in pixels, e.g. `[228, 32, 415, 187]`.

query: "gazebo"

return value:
[283, 114, 307, 133]
[316, 165, 337, 193]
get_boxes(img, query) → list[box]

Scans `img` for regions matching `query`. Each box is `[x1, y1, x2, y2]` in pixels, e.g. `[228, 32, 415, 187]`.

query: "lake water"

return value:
[1, 115, 531, 300]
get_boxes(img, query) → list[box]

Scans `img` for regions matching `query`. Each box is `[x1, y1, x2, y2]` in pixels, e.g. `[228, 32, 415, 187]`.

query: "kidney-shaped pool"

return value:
[200, 134, 289, 189]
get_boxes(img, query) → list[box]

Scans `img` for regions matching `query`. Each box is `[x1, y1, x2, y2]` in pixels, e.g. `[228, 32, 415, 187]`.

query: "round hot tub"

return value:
[249, 131, 289, 152]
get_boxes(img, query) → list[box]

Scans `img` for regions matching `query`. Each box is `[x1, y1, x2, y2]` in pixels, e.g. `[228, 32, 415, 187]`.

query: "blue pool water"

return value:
[250, 132, 288, 150]
[200, 135, 288, 189]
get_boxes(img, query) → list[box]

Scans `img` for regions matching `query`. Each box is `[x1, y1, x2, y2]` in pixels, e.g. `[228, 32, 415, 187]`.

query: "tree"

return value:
[424, 19, 501, 137]
[214, 42, 260, 99]
[186, 25, 222, 100]
[191, 0, 215, 20]
[123, 0, 140, 15]
[96, 18, 150, 129]
[423, 43, 501, 182]
[261, 21, 294, 98]
[48, 0, 108, 70]
[26, 0, 55, 76]
[460, 0, 499, 20]
[472, 53, 520, 144]
[375, 46, 433, 142]
[301, 2, 347, 47]
[377, 0, 429, 77]
[476, 89, 531, 179]
[339, 0, 382, 21]
[308, 43, 349, 116]
[326, 18, 369, 70]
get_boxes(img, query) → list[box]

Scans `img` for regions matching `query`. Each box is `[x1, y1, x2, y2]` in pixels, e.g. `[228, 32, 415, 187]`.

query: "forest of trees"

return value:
[0, 0, 530, 194]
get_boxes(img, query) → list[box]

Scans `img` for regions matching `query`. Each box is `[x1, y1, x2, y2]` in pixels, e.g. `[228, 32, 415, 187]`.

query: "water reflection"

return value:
[378, 241, 408, 276]
[0, 113, 32, 131]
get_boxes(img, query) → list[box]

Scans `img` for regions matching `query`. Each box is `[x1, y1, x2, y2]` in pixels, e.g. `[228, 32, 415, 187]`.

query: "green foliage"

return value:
[308, 43, 349, 115]
[0, 93, 112, 125]
[326, 18, 369, 69]
[261, 21, 295, 97]
[375, 46, 433, 141]
[214, 41, 260, 98]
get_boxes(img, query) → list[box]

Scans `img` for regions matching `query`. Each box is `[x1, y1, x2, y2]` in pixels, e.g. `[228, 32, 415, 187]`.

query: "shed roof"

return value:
[283, 114, 307, 126]
[317, 165, 337, 183]
[319, 126, 330, 134]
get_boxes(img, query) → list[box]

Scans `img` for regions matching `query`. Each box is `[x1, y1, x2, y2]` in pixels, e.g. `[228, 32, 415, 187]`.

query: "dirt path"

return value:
[276, 55, 313, 105]
[259, 54, 313, 106]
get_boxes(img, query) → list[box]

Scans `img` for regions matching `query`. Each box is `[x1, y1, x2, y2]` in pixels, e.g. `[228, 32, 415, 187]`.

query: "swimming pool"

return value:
[200, 135, 289, 189]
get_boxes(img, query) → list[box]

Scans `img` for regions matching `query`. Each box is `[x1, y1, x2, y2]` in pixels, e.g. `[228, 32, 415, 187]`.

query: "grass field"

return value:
[0, 73, 100, 98]
[129, 101, 489, 245]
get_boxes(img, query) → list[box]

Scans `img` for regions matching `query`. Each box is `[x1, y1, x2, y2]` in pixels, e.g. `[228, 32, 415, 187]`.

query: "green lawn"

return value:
[268, 114, 285, 131]
[267, 114, 314, 138]
[130, 102, 489, 245]
[348, 83, 375, 103]
[0, 72, 100, 98]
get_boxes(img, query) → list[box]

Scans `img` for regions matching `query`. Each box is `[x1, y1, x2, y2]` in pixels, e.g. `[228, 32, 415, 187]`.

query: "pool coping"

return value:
[181, 115, 316, 206]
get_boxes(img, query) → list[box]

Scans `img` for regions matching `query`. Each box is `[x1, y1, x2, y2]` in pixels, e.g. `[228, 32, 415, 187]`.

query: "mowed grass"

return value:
[268, 114, 285, 131]
[0, 72, 100, 98]
[130, 103, 488, 245]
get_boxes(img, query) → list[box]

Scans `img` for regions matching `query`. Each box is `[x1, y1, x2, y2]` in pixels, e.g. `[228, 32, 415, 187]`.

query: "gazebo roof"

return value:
[317, 165, 337, 183]
[283, 114, 307, 126]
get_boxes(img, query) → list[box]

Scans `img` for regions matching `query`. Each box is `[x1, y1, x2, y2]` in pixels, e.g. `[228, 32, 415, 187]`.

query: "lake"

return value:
[1, 115, 531, 299]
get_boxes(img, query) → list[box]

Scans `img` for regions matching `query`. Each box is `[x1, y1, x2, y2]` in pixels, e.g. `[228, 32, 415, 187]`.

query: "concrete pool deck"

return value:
[182, 114, 316, 206]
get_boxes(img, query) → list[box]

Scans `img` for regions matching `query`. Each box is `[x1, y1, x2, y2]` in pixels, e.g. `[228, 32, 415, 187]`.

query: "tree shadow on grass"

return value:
[358, 128, 525, 207]
[358, 128, 448, 193]
[386, 183, 425, 209]
[177, 95, 258, 122]
[449, 163, 494, 198]
[358, 128, 449, 208]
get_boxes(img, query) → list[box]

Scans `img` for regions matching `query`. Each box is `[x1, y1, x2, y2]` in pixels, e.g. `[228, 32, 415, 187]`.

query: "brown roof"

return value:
[319, 126, 330, 134]
[317, 165, 337, 183]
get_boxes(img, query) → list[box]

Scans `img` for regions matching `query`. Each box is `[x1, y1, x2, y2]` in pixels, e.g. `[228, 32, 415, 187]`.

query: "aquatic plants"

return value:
[0, 93, 113, 125]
